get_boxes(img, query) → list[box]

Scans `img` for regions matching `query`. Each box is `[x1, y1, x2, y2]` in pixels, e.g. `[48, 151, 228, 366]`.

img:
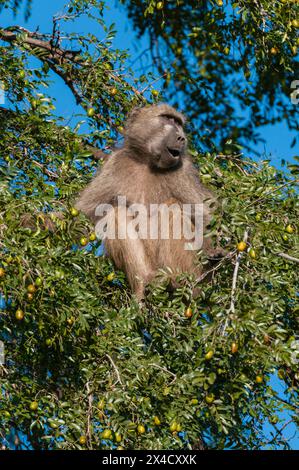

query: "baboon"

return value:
[75, 104, 220, 299]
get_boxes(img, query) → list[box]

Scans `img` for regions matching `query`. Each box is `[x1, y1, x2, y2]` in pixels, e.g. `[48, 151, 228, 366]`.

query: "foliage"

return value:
[120, 0, 299, 151]
[0, 0, 299, 450]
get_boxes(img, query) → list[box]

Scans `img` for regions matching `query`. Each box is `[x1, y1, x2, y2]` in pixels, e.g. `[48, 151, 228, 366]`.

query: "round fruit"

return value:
[285, 224, 294, 234]
[169, 422, 178, 432]
[4, 411, 11, 418]
[35, 277, 42, 286]
[107, 272, 115, 282]
[153, 416, 161, 425]
[217, 0, 223, 5]
[237, 241, 247, 252]
[205, 350, 214, 360]
[115, 432, 122, 443]
[184, 307, 193, 318]
[15, 309, 24, 320]
[292, 19, 299, 28]
[29, 401, 38, 411]
[282, 234, 289, 242]
[18, 70, 26, 79]
[110, 87, 117, 96]
[248, 248, 257, 259]
[205, 394, 215, 404]
[270, 47, 278, 55]
[157, 1, 164, 9]
[176, 423, 182, 432]
[151, 89, 159, 97]
[67, 317, 75, 326]
[79, 435, 87, 445]
[137, 424, 146, 434]
[27, 284, 36, 294]
[118, 126, 124, 133]
[80, 237, 88, 246]
[255, 375, 263, 384]
[117, 446, 124, 450]
[45, 339, 52, 346]
[224, 47, 230, 55]
[70, 207, 79, 217]
[255, 213, 262, 222]
[89, 232, 97, 241]
[27, 293, 34, 302]
[87, 107, 95, 117]
[102, 429, 112, 439]
[0, 268, 5, 278]
[191, 398, 199, 405]
[231, 342, 238, 354]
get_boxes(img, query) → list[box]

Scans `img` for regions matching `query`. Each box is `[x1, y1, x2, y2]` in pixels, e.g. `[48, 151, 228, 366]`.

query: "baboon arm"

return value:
[75, 157, 120, 221]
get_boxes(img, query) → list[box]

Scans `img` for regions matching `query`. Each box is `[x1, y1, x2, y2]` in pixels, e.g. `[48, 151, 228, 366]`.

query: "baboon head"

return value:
[124, 104, 187, 170]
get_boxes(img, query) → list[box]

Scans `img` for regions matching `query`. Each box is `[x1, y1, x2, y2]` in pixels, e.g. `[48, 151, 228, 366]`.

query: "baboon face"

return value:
[125, 104, 187, 170]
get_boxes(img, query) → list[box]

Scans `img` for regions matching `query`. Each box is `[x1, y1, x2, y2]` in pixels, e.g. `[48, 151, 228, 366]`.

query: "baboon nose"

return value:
[177, 135, 186, 143]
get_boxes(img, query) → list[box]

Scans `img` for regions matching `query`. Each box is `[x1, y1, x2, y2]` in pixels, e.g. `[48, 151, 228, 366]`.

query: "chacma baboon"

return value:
[75, 104, 220, 299]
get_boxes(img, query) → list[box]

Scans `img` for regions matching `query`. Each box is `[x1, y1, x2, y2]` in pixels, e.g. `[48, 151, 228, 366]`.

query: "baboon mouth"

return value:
[167, 147, 181, 158]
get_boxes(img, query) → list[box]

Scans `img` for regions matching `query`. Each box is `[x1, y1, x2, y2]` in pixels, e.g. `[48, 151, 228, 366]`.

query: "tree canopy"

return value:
[0, 0, 298, 450]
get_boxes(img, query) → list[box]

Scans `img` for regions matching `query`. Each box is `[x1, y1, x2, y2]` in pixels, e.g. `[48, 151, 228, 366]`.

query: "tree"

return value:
[0, 0, 298, 450]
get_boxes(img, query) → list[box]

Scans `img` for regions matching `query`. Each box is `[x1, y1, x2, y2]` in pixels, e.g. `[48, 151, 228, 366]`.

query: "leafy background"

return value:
[0, 0, 298, 450]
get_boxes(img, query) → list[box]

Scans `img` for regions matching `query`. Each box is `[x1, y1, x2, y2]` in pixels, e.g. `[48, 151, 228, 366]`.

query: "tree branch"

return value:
[277, 252, 299, 264]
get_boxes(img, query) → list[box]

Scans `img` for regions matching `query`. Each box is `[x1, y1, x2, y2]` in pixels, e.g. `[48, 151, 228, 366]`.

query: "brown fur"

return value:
[75, 104, 219, 299]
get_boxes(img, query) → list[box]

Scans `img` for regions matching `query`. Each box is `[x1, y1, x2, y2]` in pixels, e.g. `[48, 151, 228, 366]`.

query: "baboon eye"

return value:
[160, 114, 182, 126]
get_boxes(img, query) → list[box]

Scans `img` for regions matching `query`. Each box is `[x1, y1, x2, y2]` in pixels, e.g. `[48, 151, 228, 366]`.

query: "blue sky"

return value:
[1, 0, 298, 449]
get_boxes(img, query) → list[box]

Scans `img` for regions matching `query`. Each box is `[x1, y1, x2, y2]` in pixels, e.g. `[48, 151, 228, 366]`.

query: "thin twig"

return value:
[222, 229, 249, 335]
[277, 252, 299, 264]
[105, 354, 124, 388]
[85, 382, 93, 449]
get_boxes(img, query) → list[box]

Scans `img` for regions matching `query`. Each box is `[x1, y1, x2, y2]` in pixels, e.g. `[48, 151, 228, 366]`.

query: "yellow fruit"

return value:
[205, 394, 215, 404]
[0, 268, 5, 278]
[255, 375, 263, 384]
[205, 350, 214, 360]
[89, 232, 97, 241]
[45, 339, 52, 346]
[217, 0, 223, 5]
[255, 213, 262, 222]
[184, 307, 193, 318]
[237, 241, 247, 252]
[153, 416, 161, 425]
[107, 272, 116, 282]
[80, 237, 88, 246]
[191, 398, 199, 405]
[169, 422, 178, 432]
[176, 423, 182, 432]
[67, 317, 75, 326]
[270, 47, 278, 55]
[151, 89, 159, 97]
[102, 429, 112, 439]
[70, 207, 79, 217]
[27, 284, 36, 294]
[115, 432, 122, 443]
[110, 87, 117, 96]
[27, 293, 34, 302]
[223, 47, 230, 55]
[18, 70, 26, 79]
[137, 424, 146, 434]
[292, 19, 299, 28]
[87, 108, 95, 117]
[15, 309, 24, 321]
[29, 401, 38, 411]
[117, 446, 124, 450]
[156, 2, 164, 10]
[79, 435, 87, 445]
[285, 224, 294, 234]
[248, 248, 257, 259]
[231, 342, 238, 354]
[282, 234, 289, 241]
